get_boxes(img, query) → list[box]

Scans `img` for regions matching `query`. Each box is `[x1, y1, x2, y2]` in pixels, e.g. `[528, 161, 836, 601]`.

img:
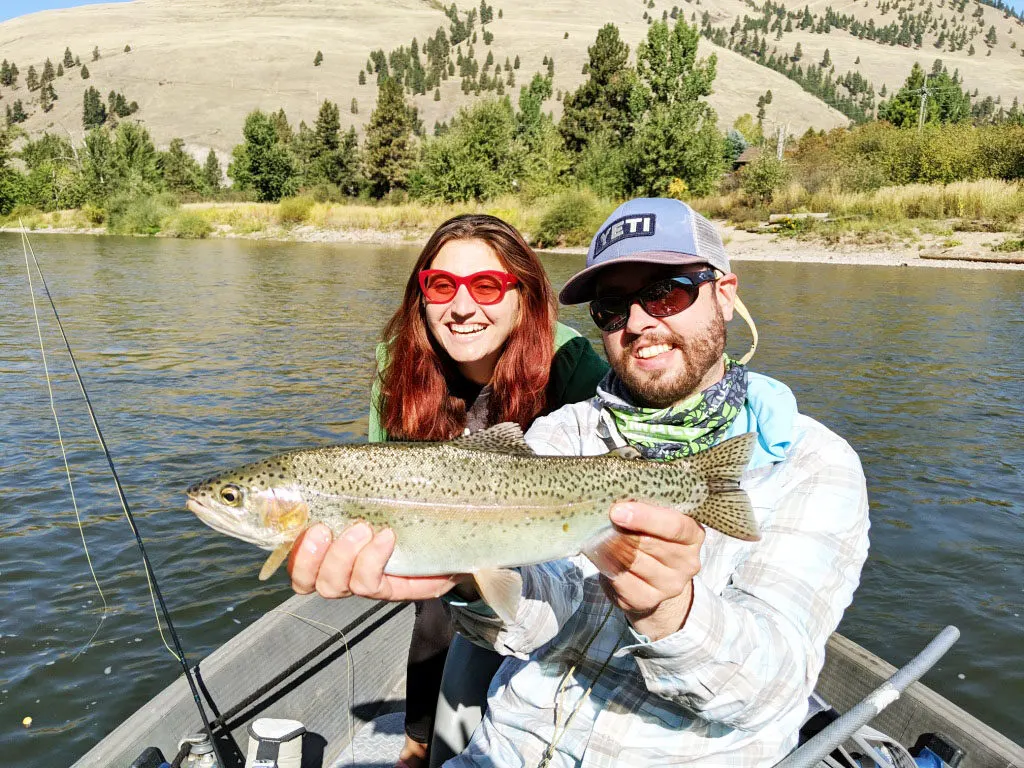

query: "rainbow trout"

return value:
[186, 424, 759, 620]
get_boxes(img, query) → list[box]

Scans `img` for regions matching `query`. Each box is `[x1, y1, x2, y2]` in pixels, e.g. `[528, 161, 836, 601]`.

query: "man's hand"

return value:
[595, 501, 706, 642]
[288, 522, 464, 602]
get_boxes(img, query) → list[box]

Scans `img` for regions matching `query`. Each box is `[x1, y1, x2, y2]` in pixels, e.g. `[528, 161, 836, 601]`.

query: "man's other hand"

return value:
[596, 501, 706, 642]
[288, 522, 463, 602]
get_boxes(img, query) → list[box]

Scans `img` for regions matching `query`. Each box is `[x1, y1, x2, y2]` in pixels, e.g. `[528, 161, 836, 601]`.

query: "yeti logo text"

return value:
[592, 214, 656, 258]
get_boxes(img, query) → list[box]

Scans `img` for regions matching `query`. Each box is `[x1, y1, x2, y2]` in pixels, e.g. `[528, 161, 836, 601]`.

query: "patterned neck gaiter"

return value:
[598, 356, 749, 460]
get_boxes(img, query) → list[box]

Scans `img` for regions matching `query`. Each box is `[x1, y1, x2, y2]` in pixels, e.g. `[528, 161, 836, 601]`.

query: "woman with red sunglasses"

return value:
[369, 214, 608, 768]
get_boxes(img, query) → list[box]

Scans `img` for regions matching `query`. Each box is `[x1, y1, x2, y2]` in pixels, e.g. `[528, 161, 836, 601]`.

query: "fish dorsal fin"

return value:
[607, 445, 643, 460]
[451, 422, 535, 456]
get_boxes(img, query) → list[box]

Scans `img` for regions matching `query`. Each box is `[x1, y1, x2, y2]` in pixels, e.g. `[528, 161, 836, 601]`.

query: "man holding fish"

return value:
[273, 199, 872, 766]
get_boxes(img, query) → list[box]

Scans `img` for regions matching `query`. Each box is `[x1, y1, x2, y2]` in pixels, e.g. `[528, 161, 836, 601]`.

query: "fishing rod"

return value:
[20, 229, 227, 767]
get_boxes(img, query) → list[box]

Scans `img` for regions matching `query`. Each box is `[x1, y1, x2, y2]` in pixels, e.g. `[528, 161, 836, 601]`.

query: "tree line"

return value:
[226, 19, 724, 203]
[3, 17, 1024, 220]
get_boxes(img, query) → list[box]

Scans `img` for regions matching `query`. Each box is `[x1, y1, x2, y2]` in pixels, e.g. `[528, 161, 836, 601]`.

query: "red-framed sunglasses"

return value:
[418, 269, 519, 305]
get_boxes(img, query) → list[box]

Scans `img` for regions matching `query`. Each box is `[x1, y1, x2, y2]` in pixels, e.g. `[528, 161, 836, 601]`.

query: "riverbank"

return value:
[4, 215, 1022, 270]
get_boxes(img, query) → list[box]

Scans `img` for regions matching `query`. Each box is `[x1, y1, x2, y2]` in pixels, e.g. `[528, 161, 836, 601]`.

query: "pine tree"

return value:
[26, 65, 39, 91]
[985, 25, 997, 46]
[82, 86, 107, 128]
[11, 100, 29, 124]
[359, 70, 366, 85]
[159, 137, 204, 194]
[363, 77, 416, 197]
[81, 64, 90, 79]
[124, 44, 132, 53]
[351, 97, 358, 113]
[433, 87, 441, 101]
[792, 42, 803, 61]
[514, 54, 521, 69]
[42, 58, 55, 85]
[202, 149, 222, 192]
[314, 50, 324, 66]
[57, 63, 64, 77]
[0, 60, 10, 87]
[64, 47, 75, 68]
[821, 48, 831, 67]
[93, 46, 100, 61]
[560, 23, 637, 153]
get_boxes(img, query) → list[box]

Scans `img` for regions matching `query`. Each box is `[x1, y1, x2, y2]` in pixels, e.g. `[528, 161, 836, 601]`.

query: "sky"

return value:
[1, 0, 1023, 23]
[1, 0, 133, 23]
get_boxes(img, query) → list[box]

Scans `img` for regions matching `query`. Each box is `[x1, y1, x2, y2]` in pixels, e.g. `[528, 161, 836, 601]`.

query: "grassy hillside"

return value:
[0, 0, 1019, 163]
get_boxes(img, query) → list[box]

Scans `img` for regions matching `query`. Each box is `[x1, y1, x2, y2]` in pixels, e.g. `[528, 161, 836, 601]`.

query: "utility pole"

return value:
[917, 73, 930, 133]
[776, 123, 786, 160]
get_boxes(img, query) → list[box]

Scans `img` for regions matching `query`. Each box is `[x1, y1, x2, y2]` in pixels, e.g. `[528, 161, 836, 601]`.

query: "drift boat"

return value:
[70, 593, 1023, 768]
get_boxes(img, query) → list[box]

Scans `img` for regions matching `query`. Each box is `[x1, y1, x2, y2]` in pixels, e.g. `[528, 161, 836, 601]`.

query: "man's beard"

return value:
[605, 303, 727, 409]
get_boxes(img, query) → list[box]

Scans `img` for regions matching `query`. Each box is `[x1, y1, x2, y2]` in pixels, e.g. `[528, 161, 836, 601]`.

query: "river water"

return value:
[0, 233, 1021, 764]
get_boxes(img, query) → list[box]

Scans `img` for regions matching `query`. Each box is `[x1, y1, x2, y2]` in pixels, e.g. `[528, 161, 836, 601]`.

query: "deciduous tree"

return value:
[626, 17, 723, 196]
[228, 110, 297, 201]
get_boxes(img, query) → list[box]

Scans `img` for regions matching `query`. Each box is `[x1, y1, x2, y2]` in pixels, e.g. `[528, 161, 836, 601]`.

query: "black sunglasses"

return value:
[589, 269, 719, 332]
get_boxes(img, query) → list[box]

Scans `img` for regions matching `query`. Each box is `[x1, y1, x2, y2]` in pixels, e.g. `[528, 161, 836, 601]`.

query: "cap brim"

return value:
[558, 251, 708, 305]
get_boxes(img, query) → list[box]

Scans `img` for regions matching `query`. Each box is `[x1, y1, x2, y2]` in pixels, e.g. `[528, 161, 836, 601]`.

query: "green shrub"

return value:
[106, 193, 178, 235]
[82, 203, 106, 225]
[276, 195, 315, 225]
[163, 210, 212, 238]
[992, 237, 1024, 252]
[741, 155, 790, 204]
[533, 190, 605, 248]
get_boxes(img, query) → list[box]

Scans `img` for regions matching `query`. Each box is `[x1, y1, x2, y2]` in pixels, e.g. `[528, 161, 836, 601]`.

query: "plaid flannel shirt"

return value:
[444, 395, 870, 768]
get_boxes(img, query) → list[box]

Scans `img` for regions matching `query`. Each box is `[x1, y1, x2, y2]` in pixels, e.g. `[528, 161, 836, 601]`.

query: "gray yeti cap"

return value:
[558, 198, 730, 305]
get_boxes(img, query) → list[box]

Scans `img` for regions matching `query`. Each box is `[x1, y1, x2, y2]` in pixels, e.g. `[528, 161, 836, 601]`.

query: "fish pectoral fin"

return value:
[452, 423, 535, 456]
[473, 568, 522, 624]
[582, 528, 641, 577]
[258, 541, 295, 581]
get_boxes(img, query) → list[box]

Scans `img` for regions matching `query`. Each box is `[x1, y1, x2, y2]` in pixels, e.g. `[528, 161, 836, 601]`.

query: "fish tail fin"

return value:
[693, 490, 760, 541]
[685, 432, 757, 483]
[686, 433, 761, 542]
[473, 568, 522, 624]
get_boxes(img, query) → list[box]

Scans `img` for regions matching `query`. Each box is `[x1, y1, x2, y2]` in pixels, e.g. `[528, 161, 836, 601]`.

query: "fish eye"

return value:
[220, 484, 242, 506]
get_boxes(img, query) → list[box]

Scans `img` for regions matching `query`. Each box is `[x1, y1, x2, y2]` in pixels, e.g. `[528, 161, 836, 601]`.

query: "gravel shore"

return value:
[4, 222, 1022, 270]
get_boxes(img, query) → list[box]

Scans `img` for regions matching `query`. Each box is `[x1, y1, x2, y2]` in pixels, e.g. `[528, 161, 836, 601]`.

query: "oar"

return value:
[775, 625, 961, 768]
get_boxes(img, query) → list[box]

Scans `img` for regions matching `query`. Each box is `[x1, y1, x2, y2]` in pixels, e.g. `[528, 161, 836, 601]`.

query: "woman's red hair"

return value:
[379, 214, 557, 441]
